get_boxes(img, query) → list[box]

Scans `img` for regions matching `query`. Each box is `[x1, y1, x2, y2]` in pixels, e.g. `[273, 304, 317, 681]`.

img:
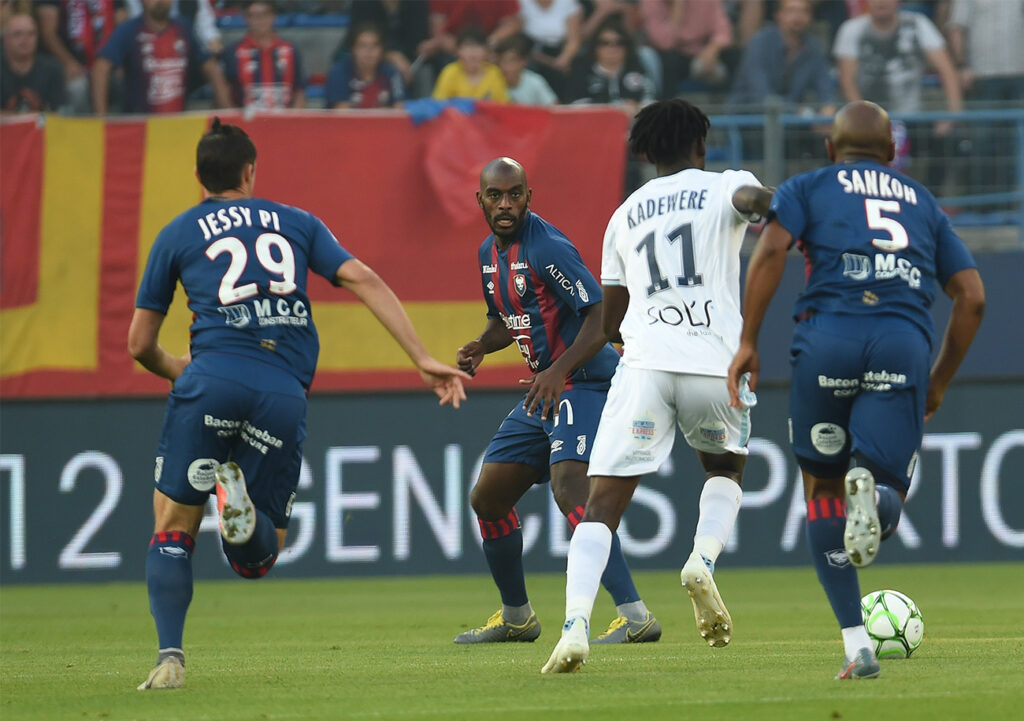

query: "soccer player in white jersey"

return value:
[542, 99, 773, 674]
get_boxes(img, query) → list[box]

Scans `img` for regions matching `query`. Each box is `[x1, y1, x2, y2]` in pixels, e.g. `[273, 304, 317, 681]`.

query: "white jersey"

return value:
[601, 168, 760, 376]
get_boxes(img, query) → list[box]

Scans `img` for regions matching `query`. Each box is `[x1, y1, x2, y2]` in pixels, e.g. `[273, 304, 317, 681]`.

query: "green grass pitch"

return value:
[2, 562, 1022, 721]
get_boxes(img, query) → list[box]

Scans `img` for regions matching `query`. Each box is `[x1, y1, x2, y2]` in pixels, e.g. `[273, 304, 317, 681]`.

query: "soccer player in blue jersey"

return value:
[128, 118, 468, 690]
[453, 157, 660, 645]
[727, 101, 985, 680]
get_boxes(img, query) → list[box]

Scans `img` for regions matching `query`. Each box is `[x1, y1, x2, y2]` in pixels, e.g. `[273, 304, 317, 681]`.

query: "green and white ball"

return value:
[861, 589, 925, 659]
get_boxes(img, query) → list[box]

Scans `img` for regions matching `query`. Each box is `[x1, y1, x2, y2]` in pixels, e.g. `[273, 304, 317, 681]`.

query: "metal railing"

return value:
[706, 105, 1024, 242]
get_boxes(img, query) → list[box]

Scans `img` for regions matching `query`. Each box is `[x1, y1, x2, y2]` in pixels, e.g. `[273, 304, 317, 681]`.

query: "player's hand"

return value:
[924, 380, 946, 422]
[727, 344, 759, 408]
[417, 357, 472, 409]
[167, 350, 192, 382]
[456, 340, 485, 377]
[519, 367, 566, 421]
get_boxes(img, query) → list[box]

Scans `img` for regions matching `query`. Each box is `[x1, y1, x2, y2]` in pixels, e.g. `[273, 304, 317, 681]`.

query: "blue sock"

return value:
[806, 498, 862, 628]
[480, 510, 528, 607]
[876, 484, 903, 541]
[568, 505, 639, 605]
[146, 531, 195, 654]
[221, 508, 279, 579]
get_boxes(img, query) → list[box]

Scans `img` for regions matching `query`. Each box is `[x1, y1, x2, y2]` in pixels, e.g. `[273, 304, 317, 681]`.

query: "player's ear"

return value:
[825, 138, 836, 163]
[886, 140, 895, 162]
[476, 190, 484, 209]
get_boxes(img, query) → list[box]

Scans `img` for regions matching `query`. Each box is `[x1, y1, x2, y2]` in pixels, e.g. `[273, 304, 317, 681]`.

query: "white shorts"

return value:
[588, 366, 752, 477]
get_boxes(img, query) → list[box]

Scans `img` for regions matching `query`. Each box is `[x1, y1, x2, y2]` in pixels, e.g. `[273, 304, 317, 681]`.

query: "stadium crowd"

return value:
[2, 0, 1022, 118]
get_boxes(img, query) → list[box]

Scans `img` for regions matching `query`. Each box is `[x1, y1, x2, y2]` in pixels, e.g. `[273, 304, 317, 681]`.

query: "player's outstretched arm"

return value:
[128, 308, 191, 381]
[457, 317, 513, 377]
[336, 258, 471, 408]
[727, 219, 792, 406]
[520, 301, 608, 420]
[925, 267, 985, 421]
[732, 185, 775, 218]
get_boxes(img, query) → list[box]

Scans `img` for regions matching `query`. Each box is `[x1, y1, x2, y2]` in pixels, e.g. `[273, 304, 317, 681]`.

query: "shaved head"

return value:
[480, 157, 527, 190]
[477, 157, 531, 244]
[828, 101, 895, 164]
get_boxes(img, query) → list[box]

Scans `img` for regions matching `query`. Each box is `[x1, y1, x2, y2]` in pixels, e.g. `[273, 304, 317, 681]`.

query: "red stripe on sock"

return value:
[498, 518, 510, 536]
[834, 497, 846, 517]
[806, 499, 818, 521]
[566, 504, 585, 530]
[819, 498, 832, 519]
[508, 509, 521, 529]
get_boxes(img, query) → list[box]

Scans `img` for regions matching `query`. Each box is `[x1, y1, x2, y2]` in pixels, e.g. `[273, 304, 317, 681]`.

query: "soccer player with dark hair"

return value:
[455, 157, 661, 646]
[727, 100, 984, 680]
[129, 118, 469, 690]
[543, 100, 772, 673]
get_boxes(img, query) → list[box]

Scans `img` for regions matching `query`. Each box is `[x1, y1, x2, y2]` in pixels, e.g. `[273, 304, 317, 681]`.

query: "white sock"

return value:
[693, 476, 742, 564]
[841, 625, 873, 659]
[565, 522, 612, 624]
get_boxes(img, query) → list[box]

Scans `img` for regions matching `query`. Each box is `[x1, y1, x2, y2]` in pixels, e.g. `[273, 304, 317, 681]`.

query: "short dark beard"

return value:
[487, 206, 528, 242]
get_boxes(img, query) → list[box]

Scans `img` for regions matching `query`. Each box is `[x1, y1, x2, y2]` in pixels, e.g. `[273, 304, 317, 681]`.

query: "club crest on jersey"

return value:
[514, 274, 527, 296]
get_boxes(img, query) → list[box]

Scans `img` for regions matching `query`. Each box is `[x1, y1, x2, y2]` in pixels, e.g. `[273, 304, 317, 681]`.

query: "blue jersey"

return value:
[478, 212, 619, 388]
[136, 197, 354, 387]
[770, 159, 976, 343]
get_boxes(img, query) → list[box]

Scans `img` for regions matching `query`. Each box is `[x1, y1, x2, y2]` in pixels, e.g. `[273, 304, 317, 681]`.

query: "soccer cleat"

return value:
[844, 467, 881, 568]
[591, 612, 662, 644]
[137, 656, 184, 690]
[541, 617, 589, 674]
[836, 647, 881, 680]
[215, 461, 256, 546]
[453, 610, 541, 644]
[680, 552, 732, 647]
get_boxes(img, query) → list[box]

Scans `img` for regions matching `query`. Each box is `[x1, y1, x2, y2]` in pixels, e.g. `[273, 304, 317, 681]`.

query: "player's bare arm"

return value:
[127, 308, 191, 381]
[600, 285, 629, 345]
[457, 317, 514, 376]
[521, 301, 608, 420]
[727, 219, 793, 406]
[925, 267, 985, 420]
[335, 257, 471, 407]
[732, 185, 774, 218]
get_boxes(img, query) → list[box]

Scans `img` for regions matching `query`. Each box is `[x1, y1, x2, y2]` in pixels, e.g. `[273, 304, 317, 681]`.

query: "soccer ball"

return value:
[861, 589, 924, 659]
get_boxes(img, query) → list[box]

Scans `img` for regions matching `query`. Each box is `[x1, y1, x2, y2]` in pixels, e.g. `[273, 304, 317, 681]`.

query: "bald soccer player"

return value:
[454, 158, 661, 646]
[728, 101, 984, 680]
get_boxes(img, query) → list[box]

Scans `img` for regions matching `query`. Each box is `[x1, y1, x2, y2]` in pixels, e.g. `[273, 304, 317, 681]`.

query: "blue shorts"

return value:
[788, 314, 929, 494]
[154, 352, 307, 528]
[482, 386, 607, 477]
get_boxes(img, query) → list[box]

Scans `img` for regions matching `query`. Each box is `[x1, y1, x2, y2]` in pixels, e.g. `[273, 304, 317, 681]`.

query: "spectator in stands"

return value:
[567, 16, 654, 114]
[948, 0, 1024, 192]
[347, 0, 430, 91]
[833, 0, 962, 135]
[326, 22, 405, 108]
[1, 11, 65, 112]
[496, 32, 558, 105]
[947, 0, 1024, 105]
[123, 0, 222, 54]
[36, 0, 125, 113]
[432, 24, 508, 101]
[91, 0, 230, 114]
[639, 0, 734, 98]
[519, 0, 583, 101]
[579, 0, 638, 42]
[418, 0, 521, 66]
[729, 0, 836, 114]
[223, 0, 305, 109]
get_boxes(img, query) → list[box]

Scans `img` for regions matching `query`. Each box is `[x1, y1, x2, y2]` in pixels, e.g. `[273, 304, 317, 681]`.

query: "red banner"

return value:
[0, 106, 627, 398]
